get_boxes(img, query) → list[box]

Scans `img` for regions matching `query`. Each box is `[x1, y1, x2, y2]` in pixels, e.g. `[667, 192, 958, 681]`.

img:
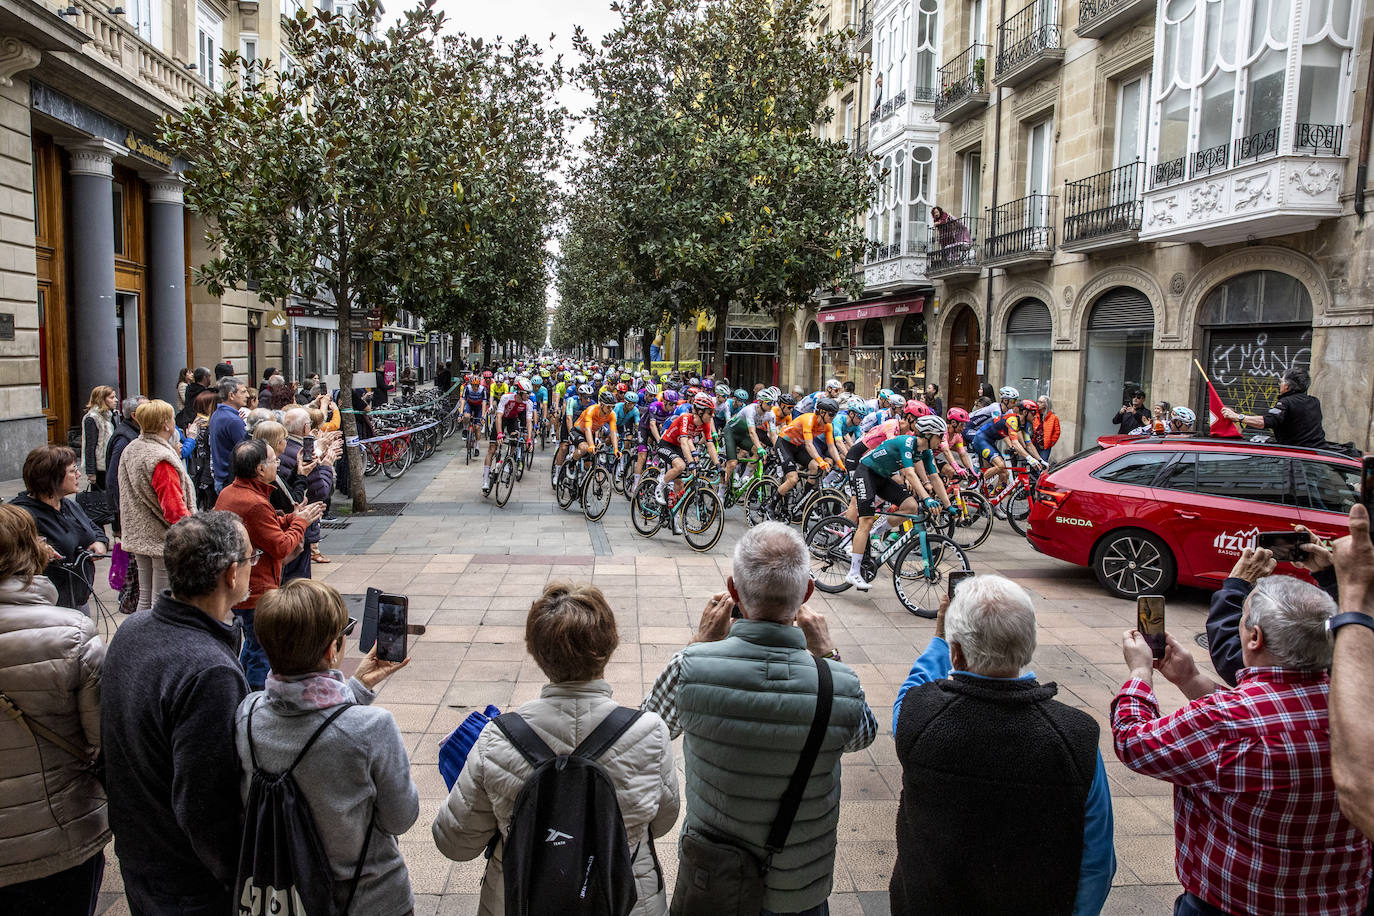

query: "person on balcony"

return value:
[931, 207, 972, 263]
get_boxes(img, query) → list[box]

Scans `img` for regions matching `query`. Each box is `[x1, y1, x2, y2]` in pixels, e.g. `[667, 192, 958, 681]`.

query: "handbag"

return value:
[0, 690, 104, 785]
[118, 559, 140, 615]
[669, 656, 834, 916]
[108, 541, 130, 592]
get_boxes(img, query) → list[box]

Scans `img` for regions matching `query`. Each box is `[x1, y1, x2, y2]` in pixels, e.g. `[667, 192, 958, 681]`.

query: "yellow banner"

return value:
[650, 360, 702, 374]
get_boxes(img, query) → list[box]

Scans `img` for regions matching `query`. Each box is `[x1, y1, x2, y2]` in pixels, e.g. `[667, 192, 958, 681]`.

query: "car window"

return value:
[1155, 453, 1196, 492]
[1299, 460, 1360, 514]
[1091, 451, 1175, 486]
[1193, 453, 1294, 506]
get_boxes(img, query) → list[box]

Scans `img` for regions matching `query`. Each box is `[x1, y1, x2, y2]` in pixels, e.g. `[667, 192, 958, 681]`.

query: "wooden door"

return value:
[948, 308, 980, 410]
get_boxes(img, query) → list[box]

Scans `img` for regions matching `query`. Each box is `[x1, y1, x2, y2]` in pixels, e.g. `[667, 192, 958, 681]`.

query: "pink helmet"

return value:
[903, 401, 933, 417]
[946, 407, 970, 423]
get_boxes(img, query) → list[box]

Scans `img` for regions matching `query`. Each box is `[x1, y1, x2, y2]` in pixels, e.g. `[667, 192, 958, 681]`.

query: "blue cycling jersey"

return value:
[833, 415, 862, 440]
[613, 403, 639, 431]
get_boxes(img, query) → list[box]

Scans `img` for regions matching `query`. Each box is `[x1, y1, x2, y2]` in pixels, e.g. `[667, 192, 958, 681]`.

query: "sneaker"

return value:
[993, 505, 1006, 520]
[320, 513, 340, 524]
[844, 571, 872, 591]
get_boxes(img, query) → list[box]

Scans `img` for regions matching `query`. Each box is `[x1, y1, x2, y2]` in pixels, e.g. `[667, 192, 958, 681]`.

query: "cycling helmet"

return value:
[758, 388, 777, 404]
[575, 374, 587, 384]
[816, 397, 840, 415]
[482, 370, 493, 379]
[576, 383, 593, 397]
[689, 377, 701, 386]
[825, 378, 841, 392]
[644, 382, 659, 396]
[592, 372, 603, 382]
[514, 377, 532, 394]
[530, 374, 542, 386]
[663, 390, 681, 405]
[620, 372, 633, 382]
[692, 392, 715, 410]
[649, 401, 670, 420]
[888, 393, 906, 409]
[946, 407, 971, 423]
[915, 415, 948, 438]
[732, 388, 748, 401]
[701, 379, 715, 390]
[878, 388, 894, 402]
[686, 386, 700, 398]
[779, 393, 797, 407]
[495, 372, 505, 382]
[1172, 406, 1196, 424]
[903, 401, 929, 417]
[763, 386, 780, 401]
[998, 386, 1020, 400]
[640, 369, 650, 379]
[616, 382, 629, 393]
[1019, 399, 1040, 413]
[623, 391, 639, 405]
[598, 390, 616, 406]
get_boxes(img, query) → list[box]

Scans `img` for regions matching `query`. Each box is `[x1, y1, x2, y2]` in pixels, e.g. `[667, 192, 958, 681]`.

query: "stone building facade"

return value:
[924, 0, 1374, 452]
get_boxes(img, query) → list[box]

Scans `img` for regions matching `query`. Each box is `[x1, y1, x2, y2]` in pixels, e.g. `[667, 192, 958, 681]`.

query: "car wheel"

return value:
[1092, 529, 1176, 599]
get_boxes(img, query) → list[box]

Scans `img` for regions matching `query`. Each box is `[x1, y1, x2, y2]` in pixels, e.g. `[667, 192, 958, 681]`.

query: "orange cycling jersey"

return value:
[779, 413, 835, 448]
[575, 404, 616, 431]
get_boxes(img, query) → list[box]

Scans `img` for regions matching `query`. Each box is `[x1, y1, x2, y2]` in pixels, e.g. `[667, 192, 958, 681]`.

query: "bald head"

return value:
[283, 408, 311, 436]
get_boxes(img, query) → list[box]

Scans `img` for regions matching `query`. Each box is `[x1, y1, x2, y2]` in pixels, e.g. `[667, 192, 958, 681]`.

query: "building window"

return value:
[129, 0, 156, 43]
[1116, 75, 1150, 166]
[111, 181, 126, 255]
[961, 151, 982, 218]
[908, 146, 933, 249]
[240, 34, 259, 87]
[197, 3, 223, 89]
[915, 0, 938, 94]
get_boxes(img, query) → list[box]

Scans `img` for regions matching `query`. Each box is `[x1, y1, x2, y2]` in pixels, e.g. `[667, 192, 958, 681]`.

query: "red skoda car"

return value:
[1026, 436, 1362, 598]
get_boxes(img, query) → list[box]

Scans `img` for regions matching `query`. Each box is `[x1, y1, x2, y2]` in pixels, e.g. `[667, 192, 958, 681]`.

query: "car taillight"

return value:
[1033, 479, 1072, 511]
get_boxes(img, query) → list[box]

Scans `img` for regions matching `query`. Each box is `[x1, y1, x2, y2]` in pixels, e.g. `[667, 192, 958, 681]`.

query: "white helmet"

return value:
[514, 377, 532, 393]
[825, 378, 842, 392]
[915, 415, 948, 437]
[888, 393, 906, 409]
[998, 386, 1020, 400]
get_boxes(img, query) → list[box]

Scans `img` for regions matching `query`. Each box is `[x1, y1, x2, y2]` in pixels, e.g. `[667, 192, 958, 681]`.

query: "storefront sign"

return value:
[416, 331, 428, 344]
[123, 131, 174, 168]
[802, 341, 821, 350]
[650, 360, 702, 374]
[818, 297, 923, 324]
[384, 359, 397, 390]
[286, 306, 306, 317]
[264, 310, 288, 330]
[371, 330, 384, 341]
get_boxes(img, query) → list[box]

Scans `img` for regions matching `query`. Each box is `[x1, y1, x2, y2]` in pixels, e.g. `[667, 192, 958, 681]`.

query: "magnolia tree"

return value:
[166, 0, 562, 509]
[570, 0, 875, 374]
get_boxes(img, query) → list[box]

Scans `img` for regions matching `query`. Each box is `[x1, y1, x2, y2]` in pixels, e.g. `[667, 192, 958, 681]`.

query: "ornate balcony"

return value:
[1141, 123, 1346, 245]
[995, 1, 1064, 88]
[926, 215, 982, 280]
[854, 0, 873, 51]
[935, 43, 991, 123]
[1062, 162, 1144, 252]
[984, 195, 1056, 267]
[1075, 0, 1156, 39]
[863, 228, 930, 292]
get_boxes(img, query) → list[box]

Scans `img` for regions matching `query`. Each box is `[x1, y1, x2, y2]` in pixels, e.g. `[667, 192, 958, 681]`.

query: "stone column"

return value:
[145, 174, 188, 404]
[66, 138, 124, 402]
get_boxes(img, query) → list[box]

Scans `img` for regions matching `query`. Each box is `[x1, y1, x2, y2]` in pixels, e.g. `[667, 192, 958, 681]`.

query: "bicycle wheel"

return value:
[363, 444, 383, 476]
[629, 479, 664, 537]
[524, 442, 534, 471]
[805, 515, 857, 593]
[612, 456, 627, 494]
[464, 428, 474, 465]
[801, 488, 849, 537]
[682, 489, 724, 552]
[383, 438, 413, 478]
[891, 533, 970, 618]
[1005, 488, 1032, 538]
[554, 465, 578, 509]
[494, 457, 515, 507]
[514, 448, 525, 482]
[582, 466, 613, 522]
[739, 477, 772, 526]
[949, 489, 994, 550]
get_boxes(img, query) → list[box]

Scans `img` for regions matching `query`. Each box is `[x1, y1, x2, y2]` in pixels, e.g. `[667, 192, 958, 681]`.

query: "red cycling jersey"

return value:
[660, 412, 713, 446]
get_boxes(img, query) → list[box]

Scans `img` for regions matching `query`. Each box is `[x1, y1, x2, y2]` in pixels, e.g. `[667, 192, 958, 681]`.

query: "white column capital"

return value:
[147, 174, 188, 206]
[65, 138, 127, 179]
[0, 38, 40, 88]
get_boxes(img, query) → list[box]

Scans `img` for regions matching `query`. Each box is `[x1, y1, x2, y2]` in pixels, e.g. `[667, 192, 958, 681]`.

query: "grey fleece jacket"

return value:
[234, 677, 419, 916]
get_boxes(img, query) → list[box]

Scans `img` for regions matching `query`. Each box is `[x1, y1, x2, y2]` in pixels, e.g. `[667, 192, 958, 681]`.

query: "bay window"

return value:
[868, 144, 937, 257]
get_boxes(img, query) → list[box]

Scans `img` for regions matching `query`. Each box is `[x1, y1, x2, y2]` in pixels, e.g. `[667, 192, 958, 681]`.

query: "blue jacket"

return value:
[209, 404, 247, 493]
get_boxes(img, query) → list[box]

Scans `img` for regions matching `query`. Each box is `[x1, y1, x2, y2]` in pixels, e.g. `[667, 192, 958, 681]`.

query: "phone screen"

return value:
[376, 595, 408, 663]
[1256, 530, 1311, 563]
[1136, 595, 1166, 660]
[302, 437, 315, 464]
[947, 569, 976, 600]
[1362, 456, 1374, 545]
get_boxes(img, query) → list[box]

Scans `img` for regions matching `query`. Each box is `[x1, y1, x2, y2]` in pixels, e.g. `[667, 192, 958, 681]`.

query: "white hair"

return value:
[1244, 575, 1336, 670]
[731, 521, 810, 622]
[282, 408, 311, 435]
[944, 575, 1038, 675]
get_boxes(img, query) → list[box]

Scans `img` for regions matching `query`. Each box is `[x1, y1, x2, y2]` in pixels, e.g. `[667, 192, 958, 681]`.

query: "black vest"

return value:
[889, 674, 1100, 916]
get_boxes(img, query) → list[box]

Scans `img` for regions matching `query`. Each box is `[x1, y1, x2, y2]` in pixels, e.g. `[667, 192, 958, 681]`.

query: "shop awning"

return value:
[818, 298, 923, 323]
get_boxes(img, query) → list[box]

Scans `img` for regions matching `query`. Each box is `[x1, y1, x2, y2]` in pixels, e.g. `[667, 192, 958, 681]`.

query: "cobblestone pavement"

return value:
[35, 435, 1210, 915]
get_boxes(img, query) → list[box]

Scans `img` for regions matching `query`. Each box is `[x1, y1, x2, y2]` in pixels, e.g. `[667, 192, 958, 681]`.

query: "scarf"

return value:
[264, 669, 356, 713]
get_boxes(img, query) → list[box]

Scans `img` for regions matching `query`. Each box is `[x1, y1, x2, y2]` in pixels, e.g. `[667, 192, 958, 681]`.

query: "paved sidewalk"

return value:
[76, 436, 1200, 915]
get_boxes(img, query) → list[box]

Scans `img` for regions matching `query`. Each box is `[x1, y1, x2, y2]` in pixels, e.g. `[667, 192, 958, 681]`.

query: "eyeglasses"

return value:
[238, 549, 264, 567]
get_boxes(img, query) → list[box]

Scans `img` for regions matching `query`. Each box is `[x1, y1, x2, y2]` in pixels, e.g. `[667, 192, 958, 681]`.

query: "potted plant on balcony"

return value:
[973, 57, 985, 91]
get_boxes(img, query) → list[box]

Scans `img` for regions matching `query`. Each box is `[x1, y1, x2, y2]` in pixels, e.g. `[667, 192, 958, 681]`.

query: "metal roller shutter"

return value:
[1006, 298, 1052, 334]
[1087, 288, 1153, 330]
[1205, 326, 1313, 416]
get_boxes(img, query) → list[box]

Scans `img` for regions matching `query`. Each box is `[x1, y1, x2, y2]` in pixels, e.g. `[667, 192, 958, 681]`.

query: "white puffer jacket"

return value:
[432, 680, 679, 916]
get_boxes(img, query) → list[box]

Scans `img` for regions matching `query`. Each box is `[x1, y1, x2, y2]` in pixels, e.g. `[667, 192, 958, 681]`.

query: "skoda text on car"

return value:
[1024, 435, 1361, 598]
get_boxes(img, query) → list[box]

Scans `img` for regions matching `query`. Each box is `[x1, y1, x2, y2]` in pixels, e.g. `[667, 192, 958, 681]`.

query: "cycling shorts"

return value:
[844, 440, 869, 474]
[971, 433, 1004, 464]
[656, 441, 686, 467]
[490, 414, 523, 443]
[854, 464, 910, 518]
[776, 439, 805, 475]
[723, 424, 754, 461]
[464, 402, 484, 419]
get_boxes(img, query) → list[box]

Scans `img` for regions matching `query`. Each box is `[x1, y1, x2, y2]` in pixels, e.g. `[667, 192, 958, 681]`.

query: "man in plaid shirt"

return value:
[1112, 575, 1372, 916]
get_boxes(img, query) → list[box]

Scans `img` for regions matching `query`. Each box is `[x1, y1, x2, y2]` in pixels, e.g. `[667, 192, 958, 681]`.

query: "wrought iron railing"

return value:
[997, 1, 1062, 76]
[1063, 161, 1144, 244]
[911, 85, 939, 103]
[1234, 127, 1280, 165]
[854, 0, 872, 40]
[1151, 156, 1185, 188]
[985, 195, 1056, 260]
[936, 43, 991, 117]
[1076, 0, 1139, 31]
[1295, 122, 1343, 155]
[927, 215, 981, 272]
[1191, 142, 1229, 178]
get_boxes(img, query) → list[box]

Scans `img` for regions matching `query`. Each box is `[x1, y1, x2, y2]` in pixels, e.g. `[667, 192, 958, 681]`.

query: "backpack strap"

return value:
[342, 806, 377, 914]
[491, 712, 556, 769]
[764, 656, 834, 854]
[571, 706, 642, 762]
[284, 704, 353, 776]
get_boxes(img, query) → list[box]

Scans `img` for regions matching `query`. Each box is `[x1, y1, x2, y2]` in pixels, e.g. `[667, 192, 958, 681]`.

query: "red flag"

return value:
[1207, 380, 1243, 437]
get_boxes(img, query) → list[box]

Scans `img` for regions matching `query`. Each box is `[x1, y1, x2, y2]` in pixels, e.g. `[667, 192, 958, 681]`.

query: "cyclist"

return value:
[833, 398, 867, 451]
[796, 378, 844, 415]
[971, 398, 1045, 496]
[859, 392, 905, 435]
[1169, 405, 1196, 434]
[654, 392, 720, 509]
[774, 398, 845, 510]
[613, 392, 640, 471]
[774, 392, 797, 430]
[967, 388, 1015, 437]
[634, 393, 671, 493]
[553, 382, 591, 476]
[460, 373, 488, 453]
[565, 390, 620, 476]
[482, 377, 535, 495]
[845, 419, 944, 591]
[488, 372, 510, 406]
[530, 374, 549, 437]
[938, 407, 979, 480]
[721, 390, 773, 497]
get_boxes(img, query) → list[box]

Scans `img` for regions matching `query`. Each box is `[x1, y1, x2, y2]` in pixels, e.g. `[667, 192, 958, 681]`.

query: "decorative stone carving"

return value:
[1169, 272, 1186, 296]
[1062, 285, 1073, 304]
[0, 38, 40, 88]
[1178, 246, 1332, 332]
[65, 139, 127, 179]
[1233, 173, 1271, 210]
[1188, 182, 1223, 214]
[147, 175, 188, 206]
[1149, 195, 1179, 226]
[1288, 165, 1340, 196]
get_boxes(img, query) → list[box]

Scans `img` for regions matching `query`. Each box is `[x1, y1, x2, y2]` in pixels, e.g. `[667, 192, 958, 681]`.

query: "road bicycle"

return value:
[461, 413, 481, 465]
[805, 508, 971, 618]
[941, 475, 995, 550]
[554, 443, 615, 522]
[629, 460, 724, 552]
[976, 464, 1040, 538]
[487, 435, 528, 508]
[362, 429, 412, 478]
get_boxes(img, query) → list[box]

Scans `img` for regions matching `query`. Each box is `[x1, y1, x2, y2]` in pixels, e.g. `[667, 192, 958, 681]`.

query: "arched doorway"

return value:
[1004, 298, 1052, 399]
[1082, 287, 1154, 443]
[805, 321, 822, 391]
[890, 312, 927, 398]
[947, 308, 980, 410]
[823, 322, 851, 391]
[1199, 270, 1313, 417]
[853, 319, 886, 397]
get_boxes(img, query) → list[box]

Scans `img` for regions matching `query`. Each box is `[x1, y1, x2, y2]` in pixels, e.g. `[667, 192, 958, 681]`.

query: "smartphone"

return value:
[375, 594, 409, 663]
[302, 436, 315, 464]
[1256, 530, 1312, 563]
[1362, 455, 1374, 544]
[947, 569, 976, 600]
[1136, 595, 1166, 660]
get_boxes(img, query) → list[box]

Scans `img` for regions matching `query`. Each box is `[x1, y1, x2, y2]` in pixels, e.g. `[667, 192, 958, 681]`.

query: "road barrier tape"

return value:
[354, 418, 441, 445]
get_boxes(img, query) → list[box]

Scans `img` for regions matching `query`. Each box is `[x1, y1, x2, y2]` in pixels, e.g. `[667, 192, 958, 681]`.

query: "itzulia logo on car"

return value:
[1212, 527, 1262, 556]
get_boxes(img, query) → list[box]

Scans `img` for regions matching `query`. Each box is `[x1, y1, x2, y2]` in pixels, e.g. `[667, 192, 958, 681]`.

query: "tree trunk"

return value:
[641, 327, 653, 368]
[482, 335, 492, 367]
[712, 297, 731, 379]
[616, 329, 626, 364]
[335, 299, 369, 513]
